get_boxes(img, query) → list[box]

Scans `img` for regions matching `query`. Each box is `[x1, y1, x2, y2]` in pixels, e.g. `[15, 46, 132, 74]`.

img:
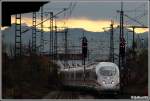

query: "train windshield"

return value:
[99, 66, 116, 76]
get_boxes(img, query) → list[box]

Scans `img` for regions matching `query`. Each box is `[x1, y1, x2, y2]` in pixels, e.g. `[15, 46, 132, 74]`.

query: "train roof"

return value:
[60, 62, 119, 77]
[95, 62, 119, 75]
[60, 62, 119, 72]
[60, 62, 98, 72]
[96, 62, 118, 67]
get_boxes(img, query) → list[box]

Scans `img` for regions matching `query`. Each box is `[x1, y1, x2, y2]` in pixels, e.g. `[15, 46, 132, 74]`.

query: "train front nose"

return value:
[103, 77, 115, 84]
[97, 78, 120, 90]
[100, 77, 115, 86]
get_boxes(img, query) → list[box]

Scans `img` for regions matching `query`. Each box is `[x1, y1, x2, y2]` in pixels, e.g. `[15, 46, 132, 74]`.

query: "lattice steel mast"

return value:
[15, 14, 22, 58]
[40, 6, 44, 55]
[32, 12, 36, 53]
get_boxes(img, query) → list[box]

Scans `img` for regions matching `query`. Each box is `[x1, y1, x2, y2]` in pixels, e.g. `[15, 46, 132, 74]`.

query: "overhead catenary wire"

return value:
[21, 8, 70, 34]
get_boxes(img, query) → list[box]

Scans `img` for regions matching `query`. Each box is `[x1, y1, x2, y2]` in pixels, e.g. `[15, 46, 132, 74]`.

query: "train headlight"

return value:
[111, 81, 114, 84]
[102, 81, 106, 84]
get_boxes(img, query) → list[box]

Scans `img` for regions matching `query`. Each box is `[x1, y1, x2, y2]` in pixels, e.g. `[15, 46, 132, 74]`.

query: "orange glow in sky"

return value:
[9, 16, 148, 34]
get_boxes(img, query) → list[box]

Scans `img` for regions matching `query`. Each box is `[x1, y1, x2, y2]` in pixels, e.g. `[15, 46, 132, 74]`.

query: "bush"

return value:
[3, 54, 61, 98]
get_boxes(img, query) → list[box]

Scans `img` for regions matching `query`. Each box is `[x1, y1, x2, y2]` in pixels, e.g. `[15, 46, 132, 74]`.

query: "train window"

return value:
[78, 72, 82, 80]
[90, 71, 95, 80]
[99, 66, 116, 76]
[71, 73, 74, 79]
[76, 73, 79, 79]
[68, 73, 70, 80]
[91, 72, 96, 80]
[86, 72, 89, 78]
[66, 73, 68, 79]
[95, 74, 97, 79]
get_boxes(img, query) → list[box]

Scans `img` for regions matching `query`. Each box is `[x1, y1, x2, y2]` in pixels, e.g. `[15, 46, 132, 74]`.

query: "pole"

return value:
[54, 18, 58, 60]
[82, 36, 87, 81]
[84, 57, 85, 81]
[15, 13, 22, 98]
[112, 21, 114, 62]
[15, 14, 22, 58]
[40, 6, 44, 55]
[49, 12, 53, 72]
[64, 28, 68, 68]
[110, 20, 114, 62]
[119, 2, 124, 94]
[119, 2, 124, 68]
[32, 12, 36, 53]
[132, 27, 135, 52]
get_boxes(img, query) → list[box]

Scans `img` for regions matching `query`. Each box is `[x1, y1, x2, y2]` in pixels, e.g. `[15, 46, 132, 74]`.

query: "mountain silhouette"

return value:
[2, 23, 148, 57]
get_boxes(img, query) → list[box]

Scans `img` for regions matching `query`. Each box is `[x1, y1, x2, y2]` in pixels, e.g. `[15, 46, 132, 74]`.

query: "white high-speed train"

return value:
[60, 62, 120, 92]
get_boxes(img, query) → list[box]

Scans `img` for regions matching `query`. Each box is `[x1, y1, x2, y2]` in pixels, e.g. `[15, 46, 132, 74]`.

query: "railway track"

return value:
[43, 90, 79, 99]
[43, 85, 130, 99]
[43, 90, 130, 99]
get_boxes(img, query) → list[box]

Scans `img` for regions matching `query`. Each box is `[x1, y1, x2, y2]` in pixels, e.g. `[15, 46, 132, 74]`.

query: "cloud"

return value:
[10, 16, 148, 33]
[128, 28, 149, 34]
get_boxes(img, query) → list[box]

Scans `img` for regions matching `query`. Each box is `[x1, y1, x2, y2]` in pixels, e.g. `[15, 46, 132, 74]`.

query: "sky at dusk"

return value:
[3, 1, 149, 33]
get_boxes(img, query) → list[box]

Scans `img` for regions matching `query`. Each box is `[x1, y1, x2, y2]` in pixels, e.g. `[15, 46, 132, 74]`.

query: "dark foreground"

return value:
[43, 85, 131, 99]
